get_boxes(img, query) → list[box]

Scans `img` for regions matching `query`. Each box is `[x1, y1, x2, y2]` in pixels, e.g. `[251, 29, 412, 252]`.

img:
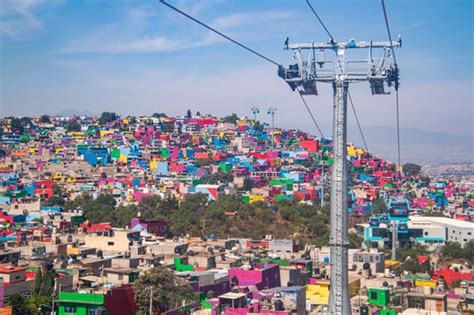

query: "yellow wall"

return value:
[306, 283, 330, 305]
[249, 194, 265, 203]
[415, 279, 436, 288]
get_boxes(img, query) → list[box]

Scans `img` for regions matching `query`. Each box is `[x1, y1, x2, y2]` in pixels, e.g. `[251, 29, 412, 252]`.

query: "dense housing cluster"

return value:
[0, 113, 473, 314]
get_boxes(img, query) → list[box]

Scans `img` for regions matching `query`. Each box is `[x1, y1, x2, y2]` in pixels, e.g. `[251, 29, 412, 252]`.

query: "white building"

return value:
[409, 216, 474, 247]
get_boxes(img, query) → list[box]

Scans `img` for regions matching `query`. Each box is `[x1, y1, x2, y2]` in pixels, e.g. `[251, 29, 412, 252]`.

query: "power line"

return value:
[381, 0, 402, 168]
[298, 92, 325, 139]
[381, 0, 397, 66]
[306, 0, 335, 43]
[347, 91, 368, 152]
[304, 0, 369, 152]
[159, 0, 281, 67]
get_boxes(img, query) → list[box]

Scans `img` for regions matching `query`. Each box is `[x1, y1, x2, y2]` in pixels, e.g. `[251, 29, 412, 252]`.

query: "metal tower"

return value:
[278, 38, 400, 314]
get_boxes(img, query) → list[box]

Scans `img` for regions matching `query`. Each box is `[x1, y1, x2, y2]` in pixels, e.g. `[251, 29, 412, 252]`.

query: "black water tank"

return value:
[363, 262, 370, 270]
[274, 299, 284, 311]
[360, 304, 369, 315]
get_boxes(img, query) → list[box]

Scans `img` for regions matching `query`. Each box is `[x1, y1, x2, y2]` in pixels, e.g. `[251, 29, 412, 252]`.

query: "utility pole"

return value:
[279, 38, 400, 314]
[149, 286, 153, 315]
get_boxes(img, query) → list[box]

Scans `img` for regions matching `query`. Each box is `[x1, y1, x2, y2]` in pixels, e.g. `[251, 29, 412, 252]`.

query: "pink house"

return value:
[228, 263, 280, 290]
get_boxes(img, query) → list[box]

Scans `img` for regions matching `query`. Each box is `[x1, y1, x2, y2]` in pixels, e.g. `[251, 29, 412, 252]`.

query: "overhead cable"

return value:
[347, 91, 369, 152]
[381, 0, 402, 168]
[298, 92, 325, 139]
[306, 0, 335, 43]
[159, 0, 281, 66]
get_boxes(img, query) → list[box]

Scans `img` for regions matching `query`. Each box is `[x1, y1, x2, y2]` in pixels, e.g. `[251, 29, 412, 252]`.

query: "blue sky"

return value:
[1, 0, 473, 141]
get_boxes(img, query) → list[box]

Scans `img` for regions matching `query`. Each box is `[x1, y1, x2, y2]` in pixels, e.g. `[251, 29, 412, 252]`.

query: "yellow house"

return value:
[385, 260, 400, 271]
[347, 145, 364, 157]
[415, 279, 436, 288]
[119, 154, 128, 163]
[306, 281, 330, 305]
[29, 148, 39, 155]
[53, 173, 64, 182]
[248, 194, 265, 203]
[307, 277, 360, 306]
[69, 131, 85, 141]
[54, 147, 64, 155]
[99, 129, 116, 137]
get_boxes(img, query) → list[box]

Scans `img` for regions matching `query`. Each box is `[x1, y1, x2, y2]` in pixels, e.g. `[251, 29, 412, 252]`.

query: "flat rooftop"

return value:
[410, 216, 474, 229]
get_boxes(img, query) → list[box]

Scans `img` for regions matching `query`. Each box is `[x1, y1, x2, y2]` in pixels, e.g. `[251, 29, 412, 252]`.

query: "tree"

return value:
[463, 240, 474, 263]
[186, 109, 192, 118]
[398, 243, 429, 262]
[66, 120, 81, 132]
[440, 242, 464, 261]
[222, 113, 239, 124]
[152, 113, 167, 118]
[33, 269, 43, 295]
[52, 184, 62, 196]
[45, 196, 65, 207]
[403, 163, 422, 177]
[8, 293, 28, 315]
[133, 267, 197, 313]
[25, 294, 51, 315]
[40, 115, 51, 123]
[98, 112, 118, 125]
[10, 118, 23, 132]
[371, 197, 388, 215]
[349, 232, 364, 249]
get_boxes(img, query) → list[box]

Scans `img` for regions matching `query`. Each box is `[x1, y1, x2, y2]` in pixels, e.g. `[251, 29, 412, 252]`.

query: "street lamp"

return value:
[267, 107, 277, 149]
[251, 107, 260, 122]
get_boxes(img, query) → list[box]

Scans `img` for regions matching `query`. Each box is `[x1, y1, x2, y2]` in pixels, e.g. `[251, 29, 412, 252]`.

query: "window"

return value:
[107, 241, 114, 246]
[118, 273, 124, 280]
[424, 232, 428, 236]
[87, 308, 97, 315]
[64, 306, 77, 314]
[370, 291, 377, 300]
[468, 232, 471, 235]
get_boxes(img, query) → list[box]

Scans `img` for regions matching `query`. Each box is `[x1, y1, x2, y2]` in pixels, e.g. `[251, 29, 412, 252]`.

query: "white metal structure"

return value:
[278, 38, 400, 314]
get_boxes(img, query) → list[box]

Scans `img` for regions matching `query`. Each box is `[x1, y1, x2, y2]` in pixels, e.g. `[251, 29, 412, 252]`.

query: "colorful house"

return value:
[56, 292, 107, 315]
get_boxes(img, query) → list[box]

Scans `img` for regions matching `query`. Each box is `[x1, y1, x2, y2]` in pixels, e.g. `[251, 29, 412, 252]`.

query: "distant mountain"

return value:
[54, 109, 98, 117]
[352, 126, 473, 165]
[283, 121, 473, 165]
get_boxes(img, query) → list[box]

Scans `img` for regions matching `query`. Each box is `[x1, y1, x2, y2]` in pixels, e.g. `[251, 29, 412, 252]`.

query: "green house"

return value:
[57, 292, 108, 315]
[174, 257, 194, 272]
[368, 288, 390, 307]
[380, 309, 396, 315]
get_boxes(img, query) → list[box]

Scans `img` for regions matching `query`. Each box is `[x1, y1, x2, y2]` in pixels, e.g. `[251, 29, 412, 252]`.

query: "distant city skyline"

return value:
[1, 0, 472, 162]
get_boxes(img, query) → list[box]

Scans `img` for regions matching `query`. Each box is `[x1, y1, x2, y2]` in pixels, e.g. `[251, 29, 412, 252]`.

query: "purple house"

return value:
[228, 263, 280, 290]
[130, 218, 168, 236]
